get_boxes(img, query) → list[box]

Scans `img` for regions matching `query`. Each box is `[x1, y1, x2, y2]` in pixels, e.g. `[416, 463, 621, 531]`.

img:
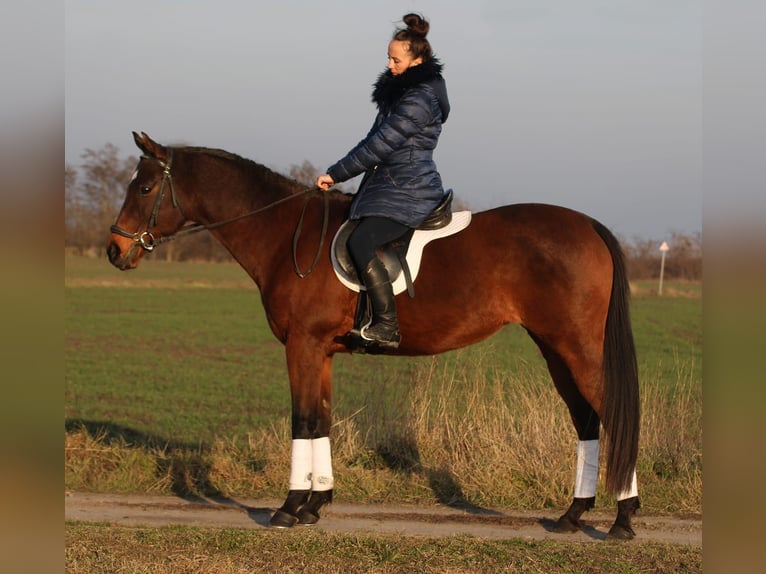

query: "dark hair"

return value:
[392, 13, 433, 62]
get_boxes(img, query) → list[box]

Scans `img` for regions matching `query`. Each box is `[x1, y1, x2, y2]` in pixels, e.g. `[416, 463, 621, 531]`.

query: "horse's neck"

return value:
[185, 158, 303, 283]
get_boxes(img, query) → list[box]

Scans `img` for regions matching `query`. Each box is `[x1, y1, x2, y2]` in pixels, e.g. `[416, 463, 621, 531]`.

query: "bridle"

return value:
[110, 150, 329, 277]
[110, 151, 180, 251]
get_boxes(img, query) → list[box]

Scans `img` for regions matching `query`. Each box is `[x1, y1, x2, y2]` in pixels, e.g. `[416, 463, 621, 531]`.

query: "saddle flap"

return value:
[330, 221, 407, 286]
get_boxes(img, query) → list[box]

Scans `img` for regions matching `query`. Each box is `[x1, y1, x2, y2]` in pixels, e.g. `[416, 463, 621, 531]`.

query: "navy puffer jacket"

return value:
[327, 59, 450, 227]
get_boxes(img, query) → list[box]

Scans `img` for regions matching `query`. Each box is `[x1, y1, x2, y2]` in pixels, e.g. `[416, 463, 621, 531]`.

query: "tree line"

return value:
[66, 143, 701, 281]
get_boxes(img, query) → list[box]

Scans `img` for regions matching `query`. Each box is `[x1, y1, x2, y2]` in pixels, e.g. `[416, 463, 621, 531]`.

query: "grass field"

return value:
[65, 254, 702, 571]
[65, 255, 701, 507]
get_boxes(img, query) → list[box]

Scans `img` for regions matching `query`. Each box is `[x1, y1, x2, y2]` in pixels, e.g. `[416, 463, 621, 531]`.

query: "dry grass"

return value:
[66, 352, 701, 515]
[636, 358, 702, 513]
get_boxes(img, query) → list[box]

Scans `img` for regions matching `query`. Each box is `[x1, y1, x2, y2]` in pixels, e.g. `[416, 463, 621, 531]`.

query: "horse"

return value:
[108, 132, 641, 540]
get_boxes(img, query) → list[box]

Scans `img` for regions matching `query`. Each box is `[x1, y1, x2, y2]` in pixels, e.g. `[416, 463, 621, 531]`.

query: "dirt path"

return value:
[65, 492, 701, 546]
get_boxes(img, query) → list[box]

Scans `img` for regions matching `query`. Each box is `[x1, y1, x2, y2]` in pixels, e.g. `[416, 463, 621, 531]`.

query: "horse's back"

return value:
[474, 202, 605, 244]
[448, 203, 613, 278]
[410, 202, 615, 340]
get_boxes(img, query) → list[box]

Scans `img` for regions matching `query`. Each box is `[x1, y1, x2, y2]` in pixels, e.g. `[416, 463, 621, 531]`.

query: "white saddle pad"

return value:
[331, 211, 472, 295]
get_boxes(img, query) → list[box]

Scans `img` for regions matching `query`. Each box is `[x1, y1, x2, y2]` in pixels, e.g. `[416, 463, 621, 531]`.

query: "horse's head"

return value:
[107, 132, 188, 270]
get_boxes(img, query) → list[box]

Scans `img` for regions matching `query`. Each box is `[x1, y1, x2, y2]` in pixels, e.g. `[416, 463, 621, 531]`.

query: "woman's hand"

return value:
[316, 174, 335, 191]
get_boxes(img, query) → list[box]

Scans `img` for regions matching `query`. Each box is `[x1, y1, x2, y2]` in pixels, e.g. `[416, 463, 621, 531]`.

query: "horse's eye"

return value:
[140, 185, 153, 195]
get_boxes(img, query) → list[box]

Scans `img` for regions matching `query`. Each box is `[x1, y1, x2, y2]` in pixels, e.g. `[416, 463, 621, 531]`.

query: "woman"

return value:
[316, 13, 450, 349]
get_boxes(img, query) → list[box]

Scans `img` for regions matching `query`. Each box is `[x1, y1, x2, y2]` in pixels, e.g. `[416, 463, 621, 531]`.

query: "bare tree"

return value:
[664, 231, 702, 280]
[621, 232, 702, 281]
[65, 164, 83, 251]
[65, 144, 138, 254]
[288, 160, 322, 187]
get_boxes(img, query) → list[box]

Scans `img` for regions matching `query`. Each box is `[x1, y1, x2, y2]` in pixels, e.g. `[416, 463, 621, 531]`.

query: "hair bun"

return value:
[402, 13, 429, 37]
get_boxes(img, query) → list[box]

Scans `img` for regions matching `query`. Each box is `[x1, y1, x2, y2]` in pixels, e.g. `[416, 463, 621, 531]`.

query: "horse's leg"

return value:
[533, 340, 602, 533]
[270, 338, 334, 528]
[607, 472, 640, 540]
[532, 336, 640, 540]
[296, 437, 334, 525]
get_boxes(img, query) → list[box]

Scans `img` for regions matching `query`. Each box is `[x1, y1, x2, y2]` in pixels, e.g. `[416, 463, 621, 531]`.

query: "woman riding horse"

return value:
[317, 13, 450, 350]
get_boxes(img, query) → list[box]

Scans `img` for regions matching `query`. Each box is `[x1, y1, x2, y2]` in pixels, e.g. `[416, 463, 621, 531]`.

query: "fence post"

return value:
[658, 241, 669, 295]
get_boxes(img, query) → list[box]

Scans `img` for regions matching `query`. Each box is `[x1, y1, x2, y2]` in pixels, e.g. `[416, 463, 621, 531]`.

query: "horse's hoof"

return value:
[606, 496, 639, 540]
[297, 509, 320, 525]
[551, 514, 581, 533]
[606, 524, 636, 541]
[551, 497, 593, 533]
[269, 509, 299, 529]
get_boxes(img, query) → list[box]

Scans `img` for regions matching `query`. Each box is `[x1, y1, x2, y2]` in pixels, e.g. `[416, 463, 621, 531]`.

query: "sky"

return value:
[65, 0, 702, 240]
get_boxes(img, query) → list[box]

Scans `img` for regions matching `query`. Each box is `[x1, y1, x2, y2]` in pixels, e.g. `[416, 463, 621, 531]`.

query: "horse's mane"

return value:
[175, 145, 352, 200]
[180, 145, 308, 194]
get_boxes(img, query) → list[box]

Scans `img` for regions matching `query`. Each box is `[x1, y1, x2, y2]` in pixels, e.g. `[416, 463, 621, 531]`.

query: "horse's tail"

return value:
[592, 220, 640, 495]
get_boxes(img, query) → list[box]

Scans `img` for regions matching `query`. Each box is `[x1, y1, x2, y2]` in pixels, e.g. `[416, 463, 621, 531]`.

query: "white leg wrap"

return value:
[617, 470, 639, 501]
[311, 436, 334, 491]
[288, 439, 313, 491]
[574, 439, 600, 498]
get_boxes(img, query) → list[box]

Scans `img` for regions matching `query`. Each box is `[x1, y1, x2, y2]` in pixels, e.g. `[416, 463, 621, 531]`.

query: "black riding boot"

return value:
[359, 258, 400, 349]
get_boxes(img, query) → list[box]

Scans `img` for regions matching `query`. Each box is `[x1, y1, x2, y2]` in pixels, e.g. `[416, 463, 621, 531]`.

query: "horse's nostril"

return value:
[106, 242, 120, 264]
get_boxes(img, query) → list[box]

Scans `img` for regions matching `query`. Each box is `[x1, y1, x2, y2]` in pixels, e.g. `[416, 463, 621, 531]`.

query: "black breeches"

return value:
[346, 216, 410, 272]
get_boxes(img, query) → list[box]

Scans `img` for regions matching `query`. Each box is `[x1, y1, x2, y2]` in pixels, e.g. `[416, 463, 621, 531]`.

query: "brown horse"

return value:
[108, 132, 641, 540]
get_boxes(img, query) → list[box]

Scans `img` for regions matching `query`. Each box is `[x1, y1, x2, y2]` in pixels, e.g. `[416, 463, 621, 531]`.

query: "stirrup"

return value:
[348, 316, 372, 339]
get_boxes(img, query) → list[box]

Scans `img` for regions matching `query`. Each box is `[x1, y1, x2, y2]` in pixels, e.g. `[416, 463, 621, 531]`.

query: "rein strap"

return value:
[111, 151, 329, 278]
[292, 190, 330, 278]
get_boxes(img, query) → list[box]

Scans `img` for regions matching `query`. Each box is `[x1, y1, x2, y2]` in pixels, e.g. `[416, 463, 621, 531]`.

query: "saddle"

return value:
[330, 190, 472, 298]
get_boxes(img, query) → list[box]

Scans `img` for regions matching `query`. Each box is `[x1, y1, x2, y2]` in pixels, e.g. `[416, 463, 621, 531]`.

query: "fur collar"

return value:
[371, 58, 444, 111]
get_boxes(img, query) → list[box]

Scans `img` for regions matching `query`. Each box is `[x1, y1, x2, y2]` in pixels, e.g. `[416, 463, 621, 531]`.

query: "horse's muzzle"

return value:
[106, 240, 139, 270]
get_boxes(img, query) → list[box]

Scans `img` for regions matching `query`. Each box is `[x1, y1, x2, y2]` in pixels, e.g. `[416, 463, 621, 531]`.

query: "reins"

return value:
[292, 185, 330, 278]
[110, 152, 330, 278]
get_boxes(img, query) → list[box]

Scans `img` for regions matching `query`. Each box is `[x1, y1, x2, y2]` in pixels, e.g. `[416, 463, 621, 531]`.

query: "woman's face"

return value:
[387, 40, 423, 75]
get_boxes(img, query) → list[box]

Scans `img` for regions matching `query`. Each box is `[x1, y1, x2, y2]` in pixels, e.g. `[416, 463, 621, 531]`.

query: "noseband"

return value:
[110, 149, 328, 276]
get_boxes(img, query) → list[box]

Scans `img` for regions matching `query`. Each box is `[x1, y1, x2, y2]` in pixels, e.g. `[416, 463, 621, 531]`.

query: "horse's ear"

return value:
[132, 131, 168, 161]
